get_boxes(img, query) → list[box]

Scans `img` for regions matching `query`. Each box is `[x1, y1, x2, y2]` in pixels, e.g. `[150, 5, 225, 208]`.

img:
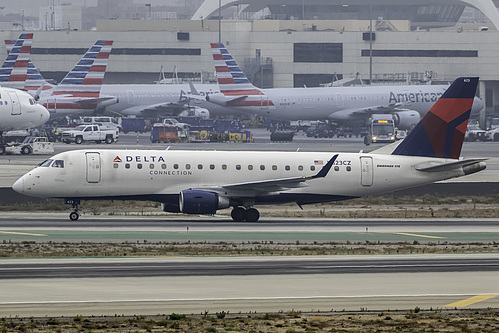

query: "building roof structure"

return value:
[192, 0, 499, 30]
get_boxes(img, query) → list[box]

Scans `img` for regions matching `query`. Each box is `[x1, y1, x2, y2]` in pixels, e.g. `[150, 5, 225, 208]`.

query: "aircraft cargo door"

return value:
[360, 156, 373, 186]
[86, 152, 101, 183]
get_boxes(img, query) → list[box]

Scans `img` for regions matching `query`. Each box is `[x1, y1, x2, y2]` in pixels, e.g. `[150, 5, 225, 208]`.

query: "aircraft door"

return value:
[7, 91, 21, 115]
[336, 94, 344, 108]
[86, 152, 101, 183]
[260, 95, 270, 110]
[360, 156, 373, 186]
[127, 90, 135, 104]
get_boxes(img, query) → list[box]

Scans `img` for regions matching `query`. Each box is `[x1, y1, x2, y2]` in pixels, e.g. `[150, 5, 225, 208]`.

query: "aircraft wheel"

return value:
[69, 211, 79, 221]
[231, 207, 246, 222]
[244, 208, 260, 222]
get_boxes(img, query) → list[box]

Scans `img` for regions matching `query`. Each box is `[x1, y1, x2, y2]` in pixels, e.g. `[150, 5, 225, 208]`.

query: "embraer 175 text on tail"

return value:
[206, 43, 484, 129]
[13, 77, 485, 221]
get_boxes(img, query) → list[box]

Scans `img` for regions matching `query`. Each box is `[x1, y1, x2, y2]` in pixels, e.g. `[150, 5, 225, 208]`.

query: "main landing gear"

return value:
[231, 206, 260, 222]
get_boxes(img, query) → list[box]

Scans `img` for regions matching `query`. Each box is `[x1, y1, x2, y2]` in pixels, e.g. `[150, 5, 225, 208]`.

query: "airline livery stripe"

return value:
[215, 66, 230, 72]
[221, 89, 264, 96]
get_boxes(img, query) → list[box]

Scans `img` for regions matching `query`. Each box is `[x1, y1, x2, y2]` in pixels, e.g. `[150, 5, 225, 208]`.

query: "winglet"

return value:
[311, 154, 338, 179]
[392, 77, 478, 159]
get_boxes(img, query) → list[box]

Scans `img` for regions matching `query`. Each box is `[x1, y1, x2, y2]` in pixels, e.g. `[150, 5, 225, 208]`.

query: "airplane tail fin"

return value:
[0, 33, 32, 90]
[392, 77, 478, 159]
[210, 42, 264, 99]
[52, 40, 113, 99]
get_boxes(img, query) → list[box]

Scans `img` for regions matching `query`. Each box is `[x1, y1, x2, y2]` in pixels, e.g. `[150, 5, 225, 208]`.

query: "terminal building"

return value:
[2, 0, 499, 117]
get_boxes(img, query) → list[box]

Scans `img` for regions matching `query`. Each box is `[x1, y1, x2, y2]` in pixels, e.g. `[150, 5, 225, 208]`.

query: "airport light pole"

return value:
[218, 0, 221, 43]
[369, 0, 373, 84]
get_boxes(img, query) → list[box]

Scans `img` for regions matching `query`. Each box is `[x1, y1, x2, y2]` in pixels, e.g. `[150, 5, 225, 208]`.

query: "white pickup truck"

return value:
[62, 125, 118, 144]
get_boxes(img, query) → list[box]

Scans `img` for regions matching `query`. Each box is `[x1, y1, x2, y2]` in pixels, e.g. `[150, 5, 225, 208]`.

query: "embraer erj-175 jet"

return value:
[2, 34, 114, 119]
[205, 43, 484, 129]
[4, 36, 230, 119]
[13, 77, 485, 222]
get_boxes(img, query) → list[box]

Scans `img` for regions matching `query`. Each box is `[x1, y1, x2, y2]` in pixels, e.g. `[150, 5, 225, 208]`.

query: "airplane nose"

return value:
[39, 105, 50, 123]
[12, 177, 24, 195]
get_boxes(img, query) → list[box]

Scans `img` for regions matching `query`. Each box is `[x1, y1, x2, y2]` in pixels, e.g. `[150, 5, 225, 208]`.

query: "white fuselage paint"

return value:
[14, 149, 466, 204]
[225, 84, 484, 121]
[0, 87, 50, 132]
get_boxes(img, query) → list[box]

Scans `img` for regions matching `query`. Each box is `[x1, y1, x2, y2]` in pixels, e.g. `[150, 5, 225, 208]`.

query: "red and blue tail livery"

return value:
[392, 77, 478, 160]
[0, 33, 32, 90]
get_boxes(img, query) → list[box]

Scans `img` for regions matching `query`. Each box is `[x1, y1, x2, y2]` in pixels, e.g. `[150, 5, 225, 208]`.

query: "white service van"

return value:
[80, 116, 121, 131]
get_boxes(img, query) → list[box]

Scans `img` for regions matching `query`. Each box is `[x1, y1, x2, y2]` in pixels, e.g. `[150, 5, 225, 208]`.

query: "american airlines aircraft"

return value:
[206, 43, 484, 129]
[13, 77, 485, 221]
[0, 87, 50, 154]
[2, 34, 114, 119]
[4, 36, 230, 119]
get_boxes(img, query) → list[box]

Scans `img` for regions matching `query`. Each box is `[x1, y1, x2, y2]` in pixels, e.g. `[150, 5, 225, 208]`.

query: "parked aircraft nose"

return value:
[471, 97, 484, 115]
[38, 104, 50, 124]
[12, 177, 24, 195]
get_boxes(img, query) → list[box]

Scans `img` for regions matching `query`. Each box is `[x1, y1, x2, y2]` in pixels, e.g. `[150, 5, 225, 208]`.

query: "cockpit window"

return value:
[51, 160, 64, 168]
[39, 159, 53, 167]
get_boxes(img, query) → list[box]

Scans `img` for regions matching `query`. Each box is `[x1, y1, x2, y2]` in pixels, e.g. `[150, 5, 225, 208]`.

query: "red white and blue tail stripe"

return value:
[52, 40, 113, 99]
[211, 42, 264, 98]
[392, 77, 478, 159]
[0, 33, 32, 90]
[5, 36, 54, 92]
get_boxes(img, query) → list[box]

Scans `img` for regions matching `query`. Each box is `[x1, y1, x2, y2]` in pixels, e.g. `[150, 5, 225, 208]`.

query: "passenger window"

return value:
[186, 164, 191, 170]
[113, 163, 119, 169]
[161, 164, 166, 169]
[272, 165, 277, 171]
[198, 164, 203, 170]
[222, 164, 227, 170]
[137, 164, 142, 169]
[260, 165, 265, 170]
[334, 166, 339, 171]
[210, 164, 215, 170]
[0, 101, 3, 105]
[346, 166, 352, 172]
[298, 165, 303, 171]
[84, 127, 92, 132]
[51, 160, 64, 168]
[149, 164, 154, 169]
[125, 163, 130, 169]
[310, 166, 316, 171]
[285, 165, 290, 171]
[174, 164, 179, 169]
[236, 165, 241, 170]
[248, 165, 253, 170]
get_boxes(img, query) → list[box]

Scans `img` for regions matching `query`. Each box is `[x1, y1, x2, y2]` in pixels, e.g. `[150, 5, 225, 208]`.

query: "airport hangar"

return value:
[2, 0, 499, 117]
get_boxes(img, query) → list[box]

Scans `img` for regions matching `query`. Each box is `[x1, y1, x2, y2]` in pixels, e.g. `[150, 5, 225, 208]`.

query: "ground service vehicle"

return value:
[121, 117, 147, 133]
[364, 114, 396, 145]
[5, 136, 54, 155]
[62, 125, 118, 144]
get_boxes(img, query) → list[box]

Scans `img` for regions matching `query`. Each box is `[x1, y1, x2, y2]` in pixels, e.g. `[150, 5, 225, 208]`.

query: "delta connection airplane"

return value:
[13, 77, 485, 222]
[205, 43, 485, 129]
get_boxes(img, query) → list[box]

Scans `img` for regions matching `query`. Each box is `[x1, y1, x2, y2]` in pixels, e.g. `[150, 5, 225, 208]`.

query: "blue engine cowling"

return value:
[179, 189, 229, 214]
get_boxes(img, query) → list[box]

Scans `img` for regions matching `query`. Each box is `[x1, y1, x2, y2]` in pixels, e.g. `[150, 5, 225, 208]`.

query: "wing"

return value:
[328, 103, 407, 120]
[196, 154, 338, 196]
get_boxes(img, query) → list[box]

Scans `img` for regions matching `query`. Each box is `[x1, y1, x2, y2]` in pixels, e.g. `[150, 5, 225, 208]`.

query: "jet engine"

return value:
[393, 110, 420, 130]
[179, 189, 230, 214]
[97, 96, 119, 109]
[179, 106, 210, 119]
[205, 92, 228, 107]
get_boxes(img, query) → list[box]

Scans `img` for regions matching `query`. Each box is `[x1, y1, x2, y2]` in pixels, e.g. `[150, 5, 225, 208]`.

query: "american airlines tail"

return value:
[5, 37, 54, 92]
[208, 42, 273, 108]
[51, 40, 113, 99]
[0, 33, 32, 90]
[392, 77, 477, 159]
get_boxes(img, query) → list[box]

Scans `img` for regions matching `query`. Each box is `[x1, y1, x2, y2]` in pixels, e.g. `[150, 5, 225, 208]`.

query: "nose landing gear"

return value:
[65, 199, 80, 221]
[231, 206, 260, 222]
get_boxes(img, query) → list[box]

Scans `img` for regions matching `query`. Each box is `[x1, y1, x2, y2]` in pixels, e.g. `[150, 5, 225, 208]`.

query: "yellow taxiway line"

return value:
[0, 231, 47, 237]
[445, 294, 499, 308]
[380, 232, 445, 239]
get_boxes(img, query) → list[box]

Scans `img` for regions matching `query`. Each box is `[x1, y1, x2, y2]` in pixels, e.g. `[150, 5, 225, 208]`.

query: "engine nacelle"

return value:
[393, 110, 420, 130]
[179, 189, 230, 214]
[179, 106, 210, 119]
[97, 96, 119, 109]
[206, 92, 228, 107]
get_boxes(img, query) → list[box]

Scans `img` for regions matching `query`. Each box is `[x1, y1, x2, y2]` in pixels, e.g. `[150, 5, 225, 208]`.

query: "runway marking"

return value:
[0, 231, 47, 237]
[380, 232, 445, 239]
[445, 294, 499, 308]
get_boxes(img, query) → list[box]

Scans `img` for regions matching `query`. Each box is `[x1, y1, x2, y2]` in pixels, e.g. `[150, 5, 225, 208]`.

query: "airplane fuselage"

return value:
[0, 87, 50, 132]
[14, 149, 468, 207]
